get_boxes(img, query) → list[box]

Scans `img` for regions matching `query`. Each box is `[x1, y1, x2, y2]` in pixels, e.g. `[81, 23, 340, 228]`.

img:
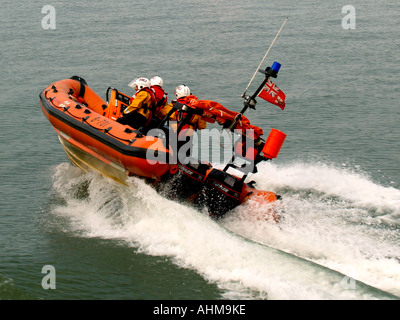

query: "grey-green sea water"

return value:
[1, 0, 399, 300]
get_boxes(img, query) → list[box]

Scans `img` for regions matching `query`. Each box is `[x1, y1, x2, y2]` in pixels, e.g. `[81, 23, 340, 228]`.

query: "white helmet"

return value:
[174, 84, 190, 99]
[128, 77, 151, 91]
[150, 76, 164, 87]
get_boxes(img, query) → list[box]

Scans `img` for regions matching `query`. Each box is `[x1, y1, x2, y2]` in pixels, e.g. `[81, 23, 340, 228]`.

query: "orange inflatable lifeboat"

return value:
[40, 73, 286, 221]
[40, 76, 172, 184]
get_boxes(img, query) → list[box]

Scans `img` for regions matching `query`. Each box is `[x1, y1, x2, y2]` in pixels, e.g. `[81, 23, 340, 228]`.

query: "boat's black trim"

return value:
[39, 92, 169, 162]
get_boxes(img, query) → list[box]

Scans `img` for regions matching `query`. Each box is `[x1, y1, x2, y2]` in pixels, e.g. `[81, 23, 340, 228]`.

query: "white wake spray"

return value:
[223, 161, 400, 296]
[49, 162, 400, 299]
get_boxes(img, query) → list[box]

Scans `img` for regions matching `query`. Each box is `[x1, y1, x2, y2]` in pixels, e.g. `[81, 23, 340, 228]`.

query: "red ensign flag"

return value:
[258, 79, 286, 110]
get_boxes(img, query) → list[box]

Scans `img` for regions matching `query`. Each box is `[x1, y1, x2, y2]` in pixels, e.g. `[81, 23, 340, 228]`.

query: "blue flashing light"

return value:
[271, 61, 281, 73]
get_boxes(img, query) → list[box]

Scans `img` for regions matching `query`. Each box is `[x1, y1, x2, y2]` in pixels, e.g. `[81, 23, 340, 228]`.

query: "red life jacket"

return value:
[151, 85, 168, 112]
[174, 96, 201, 131]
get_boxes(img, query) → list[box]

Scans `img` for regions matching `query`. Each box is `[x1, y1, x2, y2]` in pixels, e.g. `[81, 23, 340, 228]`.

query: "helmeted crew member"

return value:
[117, 77, 156, 129]
[159, 84, 207, 132]
[159, 84, 207, 160]
[150, 76, 168, 120]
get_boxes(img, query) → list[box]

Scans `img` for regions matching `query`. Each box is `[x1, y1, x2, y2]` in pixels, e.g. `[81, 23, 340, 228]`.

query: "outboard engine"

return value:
[199, 169, 244, 219]
[166, 157, 212, 200]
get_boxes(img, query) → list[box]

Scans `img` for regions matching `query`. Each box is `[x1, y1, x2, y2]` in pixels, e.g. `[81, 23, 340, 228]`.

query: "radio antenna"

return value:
[242, 17, 288, 98]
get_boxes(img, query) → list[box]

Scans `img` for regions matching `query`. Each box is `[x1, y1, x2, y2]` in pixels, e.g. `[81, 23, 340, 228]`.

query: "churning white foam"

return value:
[223, 161, 400, 297]
[49, 162, 400, 299]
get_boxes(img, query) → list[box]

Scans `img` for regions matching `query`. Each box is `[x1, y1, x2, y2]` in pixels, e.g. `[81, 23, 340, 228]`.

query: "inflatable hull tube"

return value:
[40, 77, 172, 184]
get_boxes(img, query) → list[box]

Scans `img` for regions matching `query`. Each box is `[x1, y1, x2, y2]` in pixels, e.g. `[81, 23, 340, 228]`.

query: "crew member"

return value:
[159, 84, 207, 160]
[159, 84, 207, 132]
[150, 76, 168, 118]
[117, 77, 156, 129]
